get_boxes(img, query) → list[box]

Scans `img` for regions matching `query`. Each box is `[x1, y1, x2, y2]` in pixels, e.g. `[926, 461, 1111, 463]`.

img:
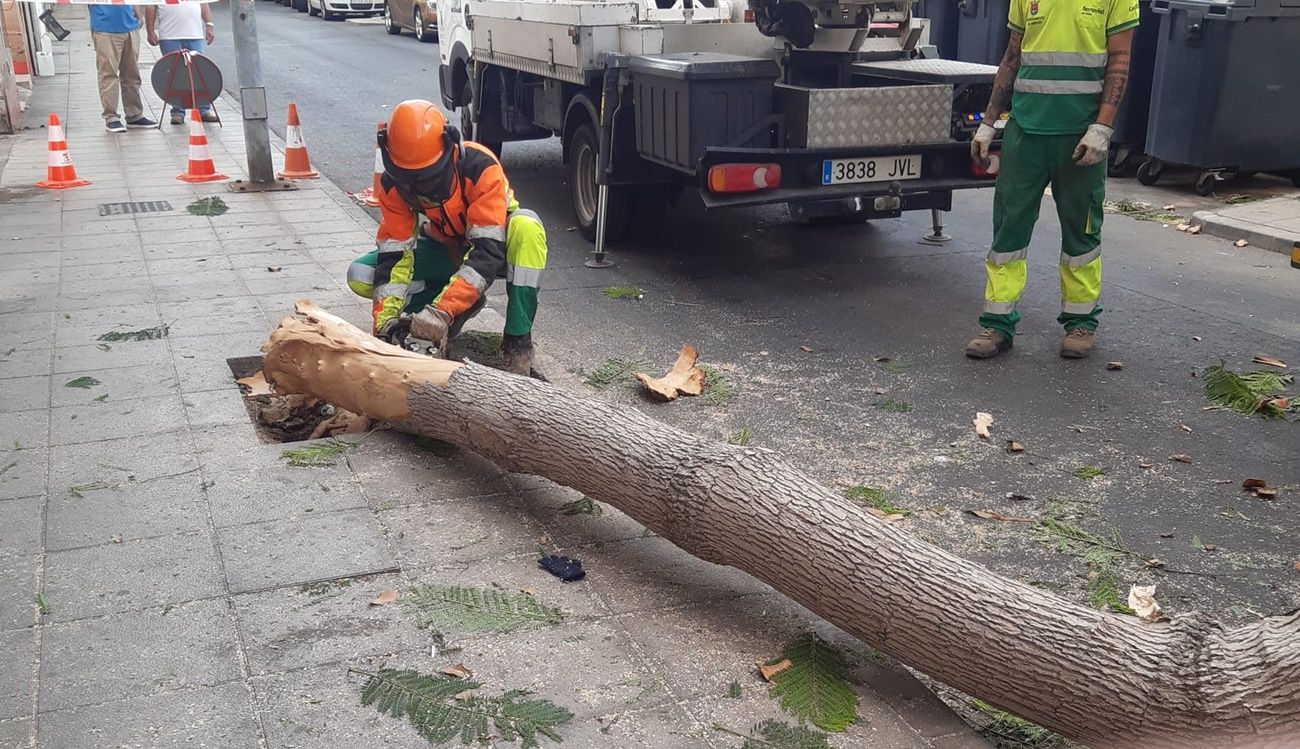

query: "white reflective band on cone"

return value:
[49, 125, 65, 141]
[285, 126, 305, 149]
[190, 144, 212, 160]
[48, 150, 72, 167]
[373, 148, 383, 172]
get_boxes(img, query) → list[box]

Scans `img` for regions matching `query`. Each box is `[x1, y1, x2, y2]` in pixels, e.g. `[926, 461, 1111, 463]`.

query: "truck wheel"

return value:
[568, 123, 628, 243]
[460, 81, 503, 157]
[415, 8, 436, 42]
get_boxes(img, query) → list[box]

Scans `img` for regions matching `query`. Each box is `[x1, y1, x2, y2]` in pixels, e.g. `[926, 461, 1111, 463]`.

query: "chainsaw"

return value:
[379, 316, 448, 359]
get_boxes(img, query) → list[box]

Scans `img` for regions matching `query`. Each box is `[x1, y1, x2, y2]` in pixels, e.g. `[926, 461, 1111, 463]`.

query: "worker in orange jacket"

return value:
[347, 99, 547, 375]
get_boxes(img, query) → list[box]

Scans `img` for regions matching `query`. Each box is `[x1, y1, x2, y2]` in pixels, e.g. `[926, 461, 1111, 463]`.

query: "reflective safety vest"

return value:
[1008, 0, 1139, 135]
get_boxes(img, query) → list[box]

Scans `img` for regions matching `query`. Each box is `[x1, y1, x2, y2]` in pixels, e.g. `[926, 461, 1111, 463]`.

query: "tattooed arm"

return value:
[982, 32, 1023, 122]
[1096, 29, 1134, 127]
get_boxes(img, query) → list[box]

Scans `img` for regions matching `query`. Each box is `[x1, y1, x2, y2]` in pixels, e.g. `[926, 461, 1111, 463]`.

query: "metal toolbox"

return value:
[629, 53, 780, 173]
[777, 83, 952, 149]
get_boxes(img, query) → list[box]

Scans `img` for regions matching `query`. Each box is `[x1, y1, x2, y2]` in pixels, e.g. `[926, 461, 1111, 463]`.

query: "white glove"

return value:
[409, 305, 452, 346]
[970, 123, 997, 166]
[1072, 123, 1114, 167]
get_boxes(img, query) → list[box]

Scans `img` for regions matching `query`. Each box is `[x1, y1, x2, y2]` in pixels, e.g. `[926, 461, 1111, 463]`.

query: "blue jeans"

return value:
[158, 38, 211, 115]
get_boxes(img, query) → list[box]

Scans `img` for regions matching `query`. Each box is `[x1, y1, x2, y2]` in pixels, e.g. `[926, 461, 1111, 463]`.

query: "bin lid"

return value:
[1152, 0, 1300, 17]
[629, 53, 780, 81]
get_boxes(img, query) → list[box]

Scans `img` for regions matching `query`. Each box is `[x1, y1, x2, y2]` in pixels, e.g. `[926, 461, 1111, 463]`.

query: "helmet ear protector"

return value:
[378, 124, 464, 206]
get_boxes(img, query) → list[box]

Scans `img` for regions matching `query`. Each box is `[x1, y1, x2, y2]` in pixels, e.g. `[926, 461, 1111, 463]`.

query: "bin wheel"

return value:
[1136, 159, 1162, 186]
[1195, 172, 1218, 197]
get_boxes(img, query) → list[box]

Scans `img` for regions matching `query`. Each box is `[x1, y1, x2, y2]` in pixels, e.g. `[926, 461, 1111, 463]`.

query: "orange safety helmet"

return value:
[385, 99, 448, 169]
[379, 99, 463, 206]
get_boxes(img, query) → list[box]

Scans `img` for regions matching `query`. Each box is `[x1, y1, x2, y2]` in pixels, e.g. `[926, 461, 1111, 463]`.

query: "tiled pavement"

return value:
[0, 9, 990, 748]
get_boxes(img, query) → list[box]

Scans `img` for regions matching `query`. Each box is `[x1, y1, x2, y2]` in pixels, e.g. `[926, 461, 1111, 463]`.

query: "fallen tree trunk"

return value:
[262, 302, 1300, 749]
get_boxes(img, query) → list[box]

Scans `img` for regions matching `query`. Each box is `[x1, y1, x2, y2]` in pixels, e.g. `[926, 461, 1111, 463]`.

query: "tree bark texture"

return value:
[262, 303, 1300, 749]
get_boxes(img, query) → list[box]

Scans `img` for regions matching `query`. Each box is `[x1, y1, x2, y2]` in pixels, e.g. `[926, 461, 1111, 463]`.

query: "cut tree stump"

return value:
[261, 301, 1300, 749]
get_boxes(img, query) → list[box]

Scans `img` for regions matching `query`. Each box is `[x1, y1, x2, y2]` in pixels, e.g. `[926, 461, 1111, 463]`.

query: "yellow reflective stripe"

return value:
[1061, 248, 1102, 268]
[1021, 51, 1107, 68]
[1014, 79, 1103, 95]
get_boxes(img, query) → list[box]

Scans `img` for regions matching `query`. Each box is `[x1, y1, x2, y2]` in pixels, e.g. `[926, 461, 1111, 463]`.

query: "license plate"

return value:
[821, 155, 922, 185]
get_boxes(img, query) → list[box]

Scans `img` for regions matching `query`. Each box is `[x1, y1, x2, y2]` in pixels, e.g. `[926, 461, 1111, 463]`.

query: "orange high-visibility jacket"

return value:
[370, 142, 514, 333]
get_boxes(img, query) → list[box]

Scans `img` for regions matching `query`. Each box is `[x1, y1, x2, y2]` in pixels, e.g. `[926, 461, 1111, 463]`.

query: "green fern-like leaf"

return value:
[405, 585, 564, 634]
[768, 633, 858, 732]
[1203, 364, 1295, 417]
[1085, 564, 1135, 616]
[699, 364, 735, 406]
[740, 719, 831, 749]
[356, 668, 572, 748]
[584, 357, 648, 389]
[602, 286, 645, 300]
[559, 497, 602, 516]
[280, 438, 357, 467]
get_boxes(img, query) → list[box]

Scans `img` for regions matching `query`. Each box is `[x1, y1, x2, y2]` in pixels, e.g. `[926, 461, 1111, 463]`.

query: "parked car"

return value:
[384, 0, 436, 42]
[307, 0, 382, 21]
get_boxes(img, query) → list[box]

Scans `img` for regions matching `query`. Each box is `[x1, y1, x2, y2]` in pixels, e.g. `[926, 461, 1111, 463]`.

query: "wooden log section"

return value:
[262, 302, 1300, 749]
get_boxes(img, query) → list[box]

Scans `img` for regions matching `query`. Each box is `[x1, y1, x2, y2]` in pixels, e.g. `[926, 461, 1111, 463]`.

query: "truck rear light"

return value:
[971, 152, 1001, 178]
[707, 163, 782, 193]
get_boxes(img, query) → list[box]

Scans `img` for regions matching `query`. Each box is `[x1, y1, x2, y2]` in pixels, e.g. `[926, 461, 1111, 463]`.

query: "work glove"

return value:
[537, 554, 586, 582]
[376, 315, 411, 345]
[409, 305, 453, 348]
[1072, 123, 1114, 167]
[970, 122, 997, 167]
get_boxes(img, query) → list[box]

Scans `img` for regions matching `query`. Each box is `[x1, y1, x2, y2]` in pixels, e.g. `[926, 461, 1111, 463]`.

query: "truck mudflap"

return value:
[697, 142, 994, 211]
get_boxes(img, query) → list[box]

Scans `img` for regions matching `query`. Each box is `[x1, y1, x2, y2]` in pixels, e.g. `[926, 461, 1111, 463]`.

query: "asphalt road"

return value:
[207, 2, 1299, 626]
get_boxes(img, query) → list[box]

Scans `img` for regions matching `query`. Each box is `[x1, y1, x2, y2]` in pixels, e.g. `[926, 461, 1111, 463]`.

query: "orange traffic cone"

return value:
[35, 114, 91, 190]
[177, 109, 227, 183]
[364, 121, 384, 206]
[276, 102, 319, 179]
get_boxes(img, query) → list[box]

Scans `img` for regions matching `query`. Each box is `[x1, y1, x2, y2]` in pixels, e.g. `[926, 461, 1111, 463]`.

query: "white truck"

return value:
[435, 0, 999, 263]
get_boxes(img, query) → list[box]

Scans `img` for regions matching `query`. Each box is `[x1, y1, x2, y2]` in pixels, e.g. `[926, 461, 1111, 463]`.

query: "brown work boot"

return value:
[1060, 327, 1095, 358]
[500, 333, 534, 376]
[965, 328, 1012, 359]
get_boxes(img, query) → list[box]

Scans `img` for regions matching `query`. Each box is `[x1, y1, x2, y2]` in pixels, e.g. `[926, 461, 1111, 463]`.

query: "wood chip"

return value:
[1006, 440, 1024, 453]
[1202, 543, 1217, 552]
[1106, 361, 1124, 370]
[369, 590, 398, 606]
[872, 356, 891, 363]
[634, 345, 706, 401]
[1294, 561, 1300, 572]
[1175, 223, 1191, 232]
[1266, 397, 1292, 411]
[1234, 239, 1249, 247]
[1187, 225, 1202, 234]
[1253, 488, 1278, 499]
[1169, 454, 1193, 464]
[235, 372, 274, 396]
[759, 659, 792, 681]
[1127, 585, 1163, 623]
[453, 689, 477, 701]
[1252, 355, 1287, 369]
[1160, 533, 1175, 538]
[1242, 478, 1268, 490]
[973, 412, 994, 440]
[1005, 493, 1034, 502]
[1139, 463, 1154, 469]
[967, 509, 1033, 523]
[1179, 424, 1192, 433]
[1192, 336, 1202, 342]
[799, 346, 813, 353]
[267, 266, 283, 272]
[440, 663, 474, 680]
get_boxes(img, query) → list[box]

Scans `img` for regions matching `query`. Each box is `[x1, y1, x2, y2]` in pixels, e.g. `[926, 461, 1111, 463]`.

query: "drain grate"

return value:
[97, 200, 174, 217]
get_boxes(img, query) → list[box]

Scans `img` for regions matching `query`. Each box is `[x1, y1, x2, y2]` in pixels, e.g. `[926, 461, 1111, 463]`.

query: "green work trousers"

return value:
[347, 210, 546, 337]
[980, 119, 1106, 339]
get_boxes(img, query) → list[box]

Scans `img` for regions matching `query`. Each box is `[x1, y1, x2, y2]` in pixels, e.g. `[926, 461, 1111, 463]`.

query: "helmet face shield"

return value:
[382, 140, 457, 206]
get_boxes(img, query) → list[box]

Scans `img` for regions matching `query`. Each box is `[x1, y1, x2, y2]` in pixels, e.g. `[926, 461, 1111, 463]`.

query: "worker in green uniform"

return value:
[966, 0, 1139, 359]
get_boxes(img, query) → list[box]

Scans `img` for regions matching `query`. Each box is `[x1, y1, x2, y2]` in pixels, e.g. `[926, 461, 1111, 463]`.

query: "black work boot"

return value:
[500, 333, 534, 376]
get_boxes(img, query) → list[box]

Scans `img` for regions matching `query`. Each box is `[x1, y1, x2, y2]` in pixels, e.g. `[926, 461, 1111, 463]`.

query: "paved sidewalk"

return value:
[0, 10, 989, 749]
[1193, 196, 1300, 258]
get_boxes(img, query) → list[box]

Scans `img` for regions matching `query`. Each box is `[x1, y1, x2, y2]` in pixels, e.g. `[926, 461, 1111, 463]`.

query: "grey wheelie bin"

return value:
[1140, 0, 1300, 194]
[1107, 0, 1160, 176]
